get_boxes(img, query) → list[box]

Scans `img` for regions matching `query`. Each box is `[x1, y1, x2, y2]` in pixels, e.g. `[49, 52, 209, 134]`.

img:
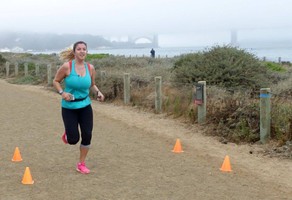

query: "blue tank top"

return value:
[61, 60, 91, 109]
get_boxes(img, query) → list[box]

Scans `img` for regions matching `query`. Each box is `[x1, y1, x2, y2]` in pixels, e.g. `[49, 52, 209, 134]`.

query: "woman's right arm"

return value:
[53, 63, 71, 100]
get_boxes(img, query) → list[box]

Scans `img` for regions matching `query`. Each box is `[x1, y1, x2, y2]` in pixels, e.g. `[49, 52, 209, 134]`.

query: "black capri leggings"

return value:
[62, 105, 93, 146]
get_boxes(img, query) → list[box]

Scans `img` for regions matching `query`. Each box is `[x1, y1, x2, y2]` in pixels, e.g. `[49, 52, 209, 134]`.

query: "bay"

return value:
[89, 46, 292, 62]
[33, 46, 291, 62]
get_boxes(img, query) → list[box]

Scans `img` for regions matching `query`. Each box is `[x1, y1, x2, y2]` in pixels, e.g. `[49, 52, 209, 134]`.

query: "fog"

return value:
[1, 0, 292, 47]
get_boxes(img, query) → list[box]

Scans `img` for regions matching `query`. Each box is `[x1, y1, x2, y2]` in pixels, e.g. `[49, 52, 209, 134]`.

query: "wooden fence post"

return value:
[14, 62, 18, 76]
[47, 64, 52, 85]
[5, 62, 10, 78]
[260, 88, 271, 143]
[197, 81, 207, 124]
[123, 73, 130, 104]
[24, 63, 28, 76]
[155, 76, 162, 113]
[35, 64, 39, 76]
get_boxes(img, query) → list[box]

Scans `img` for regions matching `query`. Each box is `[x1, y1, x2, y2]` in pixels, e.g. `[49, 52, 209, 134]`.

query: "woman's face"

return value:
[74, 43, 87, 60]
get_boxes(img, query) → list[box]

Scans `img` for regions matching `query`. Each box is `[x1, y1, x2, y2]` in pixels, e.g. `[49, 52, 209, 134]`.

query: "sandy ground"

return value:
[0, 79, 291, 200]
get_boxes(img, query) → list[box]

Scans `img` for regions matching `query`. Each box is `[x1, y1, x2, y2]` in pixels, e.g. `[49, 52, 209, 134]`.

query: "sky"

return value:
[1, 0, 292, 47]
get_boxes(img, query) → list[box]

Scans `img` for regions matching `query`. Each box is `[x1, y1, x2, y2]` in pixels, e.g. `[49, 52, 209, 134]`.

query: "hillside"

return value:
[0, 31, 111, 51]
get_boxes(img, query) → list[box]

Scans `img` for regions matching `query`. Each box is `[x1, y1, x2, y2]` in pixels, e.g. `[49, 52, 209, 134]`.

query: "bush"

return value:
[264, 61, 286, 72]
[0, 54, 7, 75]
[0, 54, 6, 65]
[8, 75, 42, 85]
[172, 45, 273, 92]
[86, 53, 109, 61]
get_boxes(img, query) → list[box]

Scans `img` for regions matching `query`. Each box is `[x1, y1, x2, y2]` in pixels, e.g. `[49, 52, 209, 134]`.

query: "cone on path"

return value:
[12, 147, 23, 162]
[172, 139, 184, 153]
[220, 155, 232, 172]
[22, 167, 34, 185]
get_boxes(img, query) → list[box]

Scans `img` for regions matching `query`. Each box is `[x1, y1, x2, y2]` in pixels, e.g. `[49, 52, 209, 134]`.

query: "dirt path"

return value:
[0, 79, 291, 200]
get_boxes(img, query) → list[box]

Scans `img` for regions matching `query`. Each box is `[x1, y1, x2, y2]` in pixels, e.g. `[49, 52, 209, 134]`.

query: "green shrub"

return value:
[0, 54, 7, 76]
[205, 86, 260, 143]
[271, 99, 292, 143]
[172, 45, 274, 92]
[86, 53, 109, 61]
[8, 75, 42, 85]
[0, 54, 6, 65]
[264, 61, 286, 72]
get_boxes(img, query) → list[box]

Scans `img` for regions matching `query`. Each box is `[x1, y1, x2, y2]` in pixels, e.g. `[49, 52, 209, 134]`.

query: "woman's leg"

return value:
[62, 107, 80, 144]
[78, 105, 93, 163]
[79, 146, 89, 163]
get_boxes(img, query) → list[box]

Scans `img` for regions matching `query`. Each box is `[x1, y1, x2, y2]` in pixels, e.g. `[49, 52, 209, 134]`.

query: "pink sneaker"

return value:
[76, 162, 90, 174]
[62, 132, 68, 144]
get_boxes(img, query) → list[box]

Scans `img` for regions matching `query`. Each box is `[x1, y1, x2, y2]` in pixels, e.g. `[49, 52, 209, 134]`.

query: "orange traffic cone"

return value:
[22, 167, 34, 184]
[172, 139, 184, 153]
[220, 155, 232, 172]
[12, 147, 23, 162]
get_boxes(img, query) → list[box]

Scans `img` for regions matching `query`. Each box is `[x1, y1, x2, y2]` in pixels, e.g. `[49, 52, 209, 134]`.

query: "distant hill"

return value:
[0, 31, 112, 51]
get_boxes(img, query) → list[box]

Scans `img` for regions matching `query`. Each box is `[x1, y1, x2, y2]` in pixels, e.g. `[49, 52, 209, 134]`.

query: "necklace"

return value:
[75, 64, 85, 69]
[75, 63, 85, 77]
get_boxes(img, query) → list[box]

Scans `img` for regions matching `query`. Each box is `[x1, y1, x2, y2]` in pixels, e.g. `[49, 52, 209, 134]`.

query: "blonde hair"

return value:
[59, 46, 74, 62]
[59, 41, 87, 62]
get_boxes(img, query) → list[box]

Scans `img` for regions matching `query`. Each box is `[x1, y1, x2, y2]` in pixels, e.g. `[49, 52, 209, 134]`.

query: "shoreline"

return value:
[1, 46, 291, 62]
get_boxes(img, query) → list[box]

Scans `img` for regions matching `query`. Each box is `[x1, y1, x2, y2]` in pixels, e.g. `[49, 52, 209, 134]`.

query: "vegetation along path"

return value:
[0, 79, 291, 200]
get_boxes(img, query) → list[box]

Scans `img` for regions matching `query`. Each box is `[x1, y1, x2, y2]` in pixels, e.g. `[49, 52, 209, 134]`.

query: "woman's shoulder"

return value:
[57, 62, 70, 74]
[86, 62, 95, 70]
[61, 62, 70, 69]
[86, 62, 92, 67]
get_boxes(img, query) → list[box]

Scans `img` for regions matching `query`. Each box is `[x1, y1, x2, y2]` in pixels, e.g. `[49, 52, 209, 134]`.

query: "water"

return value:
[33, 46, 292, 62]
[89, 46, 202, 58]
[89, 46, 292, 62]
[247, 47, 292, 62]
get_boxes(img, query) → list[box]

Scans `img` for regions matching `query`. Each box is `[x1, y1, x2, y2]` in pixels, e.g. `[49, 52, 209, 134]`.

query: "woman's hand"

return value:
[62, 92, 74, 101]
[96, 91, 105, 102]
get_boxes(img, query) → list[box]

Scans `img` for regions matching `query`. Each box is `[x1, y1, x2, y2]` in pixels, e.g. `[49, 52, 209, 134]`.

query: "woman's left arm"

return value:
[89, 63, 105, 102]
